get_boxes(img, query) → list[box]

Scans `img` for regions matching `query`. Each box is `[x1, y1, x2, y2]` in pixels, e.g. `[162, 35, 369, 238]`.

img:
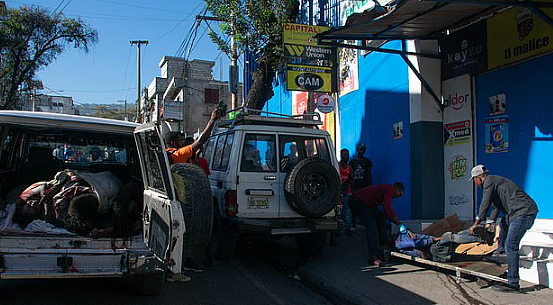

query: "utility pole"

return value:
[130, 40, 148, 123]
[118, 100, 127, 121]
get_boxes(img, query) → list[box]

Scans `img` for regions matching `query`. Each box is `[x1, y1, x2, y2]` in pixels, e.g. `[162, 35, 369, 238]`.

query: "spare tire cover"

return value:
[284, 158, 340, 217]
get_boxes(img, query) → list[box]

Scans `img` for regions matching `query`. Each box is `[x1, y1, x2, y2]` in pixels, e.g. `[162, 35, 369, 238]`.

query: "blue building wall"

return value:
[339, 41, 411, 220]
[475, 53, 553, 219]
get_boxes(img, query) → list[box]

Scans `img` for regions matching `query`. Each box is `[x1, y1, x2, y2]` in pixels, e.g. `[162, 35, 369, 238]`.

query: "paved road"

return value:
[0, 236, 331, 305]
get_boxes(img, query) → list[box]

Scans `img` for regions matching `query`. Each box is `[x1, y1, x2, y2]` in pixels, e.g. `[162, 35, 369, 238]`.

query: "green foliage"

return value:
[203, 0, 299, 109]
[0, 5, 98, 109]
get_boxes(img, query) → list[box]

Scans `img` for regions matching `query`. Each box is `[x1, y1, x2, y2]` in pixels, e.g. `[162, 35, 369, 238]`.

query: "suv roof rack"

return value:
[216, 106, 323, 129]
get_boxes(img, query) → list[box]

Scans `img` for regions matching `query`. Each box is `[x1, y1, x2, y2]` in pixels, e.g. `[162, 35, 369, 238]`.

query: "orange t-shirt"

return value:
[166, 145, 193, 164]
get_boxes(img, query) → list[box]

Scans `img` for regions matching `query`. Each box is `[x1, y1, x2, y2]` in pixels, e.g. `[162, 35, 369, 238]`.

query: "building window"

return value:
[205, 88, 219, 104]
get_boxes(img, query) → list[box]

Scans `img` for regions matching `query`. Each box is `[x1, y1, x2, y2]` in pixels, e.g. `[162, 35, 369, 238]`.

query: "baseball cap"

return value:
[469, 165, 488, 181]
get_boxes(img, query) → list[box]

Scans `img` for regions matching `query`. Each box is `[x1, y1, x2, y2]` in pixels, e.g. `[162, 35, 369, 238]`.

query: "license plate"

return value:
[248, 197, 269, 209]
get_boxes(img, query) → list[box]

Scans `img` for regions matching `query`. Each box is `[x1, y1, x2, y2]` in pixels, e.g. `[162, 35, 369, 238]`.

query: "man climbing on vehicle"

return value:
[165, 108, 222, 164]
[163, 107, 222, 283]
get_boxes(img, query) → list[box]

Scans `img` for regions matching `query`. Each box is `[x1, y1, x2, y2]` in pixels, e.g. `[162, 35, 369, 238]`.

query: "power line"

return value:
[90, 0, 192, 15]
[58, 0, 73, 14]
[151, 2, 205, 43]
[44, 87, 137, 93]
[119, 45, 133, 100]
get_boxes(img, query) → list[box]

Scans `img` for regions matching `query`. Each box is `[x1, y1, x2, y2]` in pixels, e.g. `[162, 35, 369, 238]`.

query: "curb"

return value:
[299, 267, 362, 305]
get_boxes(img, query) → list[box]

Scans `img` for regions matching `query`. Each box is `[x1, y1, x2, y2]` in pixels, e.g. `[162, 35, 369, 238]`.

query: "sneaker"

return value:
[165, 272, 191, 283]
[183, 260, 205, 273]
[350, 227, 357, 233]
[491, 283, 520, 293]
[373, 259, 391, 267]
[345, 229, 353, 236]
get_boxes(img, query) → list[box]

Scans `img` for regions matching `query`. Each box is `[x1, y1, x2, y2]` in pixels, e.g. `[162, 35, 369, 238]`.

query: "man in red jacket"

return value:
[349, 183, 405, 267]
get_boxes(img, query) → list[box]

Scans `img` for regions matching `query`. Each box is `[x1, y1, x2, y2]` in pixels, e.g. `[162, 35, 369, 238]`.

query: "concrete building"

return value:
[144, 56, 242, 135]
[20, 94, 77, 115]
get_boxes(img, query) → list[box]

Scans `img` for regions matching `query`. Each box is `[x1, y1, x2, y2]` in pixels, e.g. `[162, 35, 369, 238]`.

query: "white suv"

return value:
[203, 108, 341, 259]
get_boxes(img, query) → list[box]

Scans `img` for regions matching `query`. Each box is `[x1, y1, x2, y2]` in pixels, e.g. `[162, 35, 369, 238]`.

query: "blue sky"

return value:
[5, 0, 230, 105]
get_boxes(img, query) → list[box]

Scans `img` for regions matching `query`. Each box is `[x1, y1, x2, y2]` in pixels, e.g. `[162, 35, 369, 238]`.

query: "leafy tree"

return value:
[0, 5, 97, 109]
[203, 0, 299, 110]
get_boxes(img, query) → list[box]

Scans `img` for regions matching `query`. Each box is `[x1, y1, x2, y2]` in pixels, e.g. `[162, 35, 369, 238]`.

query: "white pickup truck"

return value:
[0, 111, 212, 295]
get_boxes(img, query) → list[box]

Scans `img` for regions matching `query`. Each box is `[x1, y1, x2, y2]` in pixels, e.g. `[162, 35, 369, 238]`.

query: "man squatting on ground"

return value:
[163, 108, 222, 282]
[348, 183, 405, 267]
[469, 165, 538, 292]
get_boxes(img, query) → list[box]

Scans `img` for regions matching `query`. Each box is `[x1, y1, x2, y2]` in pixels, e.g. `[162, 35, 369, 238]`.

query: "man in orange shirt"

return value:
[164, 108, 221, 282]
[165, 108, 222, 164]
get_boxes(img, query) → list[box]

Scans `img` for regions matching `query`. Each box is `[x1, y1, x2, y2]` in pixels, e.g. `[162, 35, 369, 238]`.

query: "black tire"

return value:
[171, 163, 213, 261]
[295, 232, 327, 262]
[127, 270, 165, 296]
[284, 158, 340, 217]
[213, 209, 236, 260]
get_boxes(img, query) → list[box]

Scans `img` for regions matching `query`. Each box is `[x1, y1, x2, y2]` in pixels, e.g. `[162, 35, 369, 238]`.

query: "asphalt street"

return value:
[0, 236, 330, 305]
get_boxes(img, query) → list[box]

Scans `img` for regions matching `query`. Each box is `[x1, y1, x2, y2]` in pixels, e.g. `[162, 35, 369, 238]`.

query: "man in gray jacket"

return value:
[469, 165, 538, 292]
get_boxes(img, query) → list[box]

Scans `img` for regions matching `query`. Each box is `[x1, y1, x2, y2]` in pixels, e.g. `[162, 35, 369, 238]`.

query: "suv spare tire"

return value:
[171, 163, 214, 260]
[284, 158, 340, 217]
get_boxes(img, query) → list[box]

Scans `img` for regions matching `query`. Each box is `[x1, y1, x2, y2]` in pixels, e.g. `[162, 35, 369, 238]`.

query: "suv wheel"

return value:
[284, 158, 340, 217]
[171, 163, 213, 260]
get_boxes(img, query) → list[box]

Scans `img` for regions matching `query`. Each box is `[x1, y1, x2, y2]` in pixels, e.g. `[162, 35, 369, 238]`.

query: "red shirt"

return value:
[197, 157, 210, 176]
[351, 184, 399, 223]
[339, 163, 352, 194]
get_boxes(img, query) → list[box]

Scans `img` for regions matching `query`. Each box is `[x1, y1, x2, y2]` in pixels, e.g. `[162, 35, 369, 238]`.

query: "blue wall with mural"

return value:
[476, 53, 553, 219]
[339, 41, 411, 220]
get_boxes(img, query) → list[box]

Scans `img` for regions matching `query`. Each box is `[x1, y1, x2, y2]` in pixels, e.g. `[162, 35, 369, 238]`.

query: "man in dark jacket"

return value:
[348, 183, 405, 267]
[469, 165, 538, 292]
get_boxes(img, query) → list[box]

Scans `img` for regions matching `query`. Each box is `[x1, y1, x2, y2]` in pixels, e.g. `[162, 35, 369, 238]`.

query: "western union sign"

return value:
[283, 23, 330, 46]
[286, 65, 333, 92]
[284, 44, 335, 60]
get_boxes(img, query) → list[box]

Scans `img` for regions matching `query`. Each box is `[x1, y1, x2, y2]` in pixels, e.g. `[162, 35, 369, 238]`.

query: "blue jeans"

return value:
[341, 194, 352, 230]
[502, 215, 536, 286]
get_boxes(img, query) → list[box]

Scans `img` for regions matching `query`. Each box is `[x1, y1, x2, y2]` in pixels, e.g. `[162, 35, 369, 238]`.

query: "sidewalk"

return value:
[299, 226, 553, 305]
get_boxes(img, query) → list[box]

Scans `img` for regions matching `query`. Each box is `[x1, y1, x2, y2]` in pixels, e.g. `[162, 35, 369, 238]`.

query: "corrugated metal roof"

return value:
[318, 0, 509, 41]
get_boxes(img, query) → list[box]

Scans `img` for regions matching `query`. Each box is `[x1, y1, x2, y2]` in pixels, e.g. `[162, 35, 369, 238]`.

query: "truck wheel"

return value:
[213, 210, 236, 260]
[128, 270, 165, 296]
[171, 163, 213, 260]
[284, 158, 340, 217]
[295, 232, 327, 263]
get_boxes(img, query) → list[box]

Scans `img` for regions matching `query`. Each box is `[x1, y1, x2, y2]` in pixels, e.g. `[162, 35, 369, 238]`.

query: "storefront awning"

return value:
[318, 0, 553, 42]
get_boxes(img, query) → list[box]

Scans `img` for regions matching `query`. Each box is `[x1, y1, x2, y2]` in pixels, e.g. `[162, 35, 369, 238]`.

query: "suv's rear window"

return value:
[279, 135, 330, 172]
[240, 134, 276, 172]
[211, 132, 234, 171]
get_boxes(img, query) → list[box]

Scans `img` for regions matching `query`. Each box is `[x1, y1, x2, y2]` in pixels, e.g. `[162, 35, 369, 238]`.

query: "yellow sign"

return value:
[488, 7, 553, 69]
[283, 23, 330, 46]
[286, 65, 333, 92]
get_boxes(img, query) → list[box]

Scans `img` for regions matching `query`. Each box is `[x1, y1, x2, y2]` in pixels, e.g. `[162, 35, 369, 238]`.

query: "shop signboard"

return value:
[286, 64, 333, 93]
[488, 7, 553, 70]
[441, 21, 487, 80]
[442, 74, 474, 220]
[283, 23, 330, 46]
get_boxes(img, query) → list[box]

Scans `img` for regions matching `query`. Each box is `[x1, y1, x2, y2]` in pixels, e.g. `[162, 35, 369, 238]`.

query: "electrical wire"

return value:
[151, 2, 205, 43]
[90, 0, 191, 15]
[119, 45, 133, 100]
